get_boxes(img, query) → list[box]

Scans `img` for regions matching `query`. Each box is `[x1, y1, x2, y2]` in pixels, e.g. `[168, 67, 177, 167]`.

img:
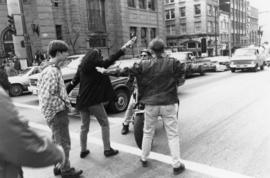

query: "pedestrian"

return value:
[14, 56, 21, 72]
[0, 67, 10, 93]
[37, 40, 83, 178]
[35, 50, 45, 65]
[105, 38, 186, 175]
[121, 48, 152, 135]
[0, 70, 65, 178]
[4, 61, 11, 76]
[66, 37, 136, 159]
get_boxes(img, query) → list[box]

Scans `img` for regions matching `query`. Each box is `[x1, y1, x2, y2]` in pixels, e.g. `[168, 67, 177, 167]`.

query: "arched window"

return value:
[3, 30, 14, 56]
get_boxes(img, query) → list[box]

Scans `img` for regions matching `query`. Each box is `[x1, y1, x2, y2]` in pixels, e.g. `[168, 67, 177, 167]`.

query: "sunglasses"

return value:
[141, 54, 148, 57]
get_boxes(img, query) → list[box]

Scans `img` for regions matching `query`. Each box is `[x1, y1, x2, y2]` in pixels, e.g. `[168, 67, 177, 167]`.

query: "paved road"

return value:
[12, 69, 270, 178]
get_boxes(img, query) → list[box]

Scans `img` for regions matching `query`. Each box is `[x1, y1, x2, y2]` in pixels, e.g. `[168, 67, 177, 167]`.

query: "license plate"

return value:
[33, 89, 38, 95]
[237, 65, 246, 68]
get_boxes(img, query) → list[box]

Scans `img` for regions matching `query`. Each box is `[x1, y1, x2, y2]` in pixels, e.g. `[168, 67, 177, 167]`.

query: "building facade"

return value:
[0, 0, 164, 64]
[230, 0, 249, 48]
[247, 5, 259, 45]
[165, 0, 220, 57]
[219, 10, 230, 55]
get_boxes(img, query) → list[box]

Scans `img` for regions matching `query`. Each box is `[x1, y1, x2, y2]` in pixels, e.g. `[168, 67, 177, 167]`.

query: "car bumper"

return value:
[230, 64, 256, 69]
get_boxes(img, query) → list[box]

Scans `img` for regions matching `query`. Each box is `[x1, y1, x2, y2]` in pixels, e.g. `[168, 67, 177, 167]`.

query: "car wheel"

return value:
[199, 66, 205, 75]
[231, 69, 235, 73]
[252, 65, 258, 72]
[9, 84, 23, 97]
[260, 65, 264, 70]
[108, 89, 129, 113]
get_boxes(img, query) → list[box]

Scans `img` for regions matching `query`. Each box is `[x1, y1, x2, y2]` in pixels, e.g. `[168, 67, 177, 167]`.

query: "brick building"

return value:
[0, 0, 164, 64]
[165, 0, 220, 57]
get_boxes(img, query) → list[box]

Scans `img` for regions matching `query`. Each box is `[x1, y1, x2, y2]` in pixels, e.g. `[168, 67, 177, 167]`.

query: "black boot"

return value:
[104, 148, 119, 157]
[121, 123, 129, 135]
[61, 168, 83, 178]
[80, 150, 90, 158]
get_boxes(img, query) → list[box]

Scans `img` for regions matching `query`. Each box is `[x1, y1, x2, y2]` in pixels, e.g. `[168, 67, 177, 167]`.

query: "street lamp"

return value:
[258, 26, 263, 46]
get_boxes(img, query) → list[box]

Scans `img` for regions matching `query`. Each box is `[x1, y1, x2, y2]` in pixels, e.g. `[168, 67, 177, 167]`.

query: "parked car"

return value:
[265, 54, 270, 67]
[8, 66, 41, 96]
[69, 58, 142, 113]
[230, 47, 265, 72]
[169, 51, 205, 77]
[28, 54, 85, 95]
[204, 56, 230, 72]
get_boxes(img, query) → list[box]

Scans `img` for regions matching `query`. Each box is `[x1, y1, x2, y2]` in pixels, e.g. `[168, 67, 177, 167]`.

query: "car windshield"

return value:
[66, 56, 84, 69]
[19, 68, 32, 76]
[169, 53, 187, 60]
[234, 49, 256, 56]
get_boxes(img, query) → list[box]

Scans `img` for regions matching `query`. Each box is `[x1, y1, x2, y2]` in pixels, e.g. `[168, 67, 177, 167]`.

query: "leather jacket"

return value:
[110, 54, 186, 105]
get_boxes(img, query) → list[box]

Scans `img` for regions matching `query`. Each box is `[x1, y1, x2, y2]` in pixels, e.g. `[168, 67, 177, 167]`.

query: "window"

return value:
[150, 28, 156, 39]
[166, 23, 176, 35]
[194, 4, 201, 15]
[194, 21, 201, 33]
[139, 0, 146, 9]
[165, 0, 174, 4]
[55, 25, 62, 40]
[128, 0, 135, 7]
[165, 9, 175, 20]
[130, 27, 137, 38]
[89, 37, 106, 47]
[148, 0, 155, 11]
[180, 7, 185, 17]
[208, 21, 212, 33]
[0, 0, 6, 3]
[180, 23, 186, 33]
[207, 5, 212, 16]
[141, 27, 147, 45]
[52, 0, 59, 7]
[87, 0, 106, 32]
[188, 42, 196, 48]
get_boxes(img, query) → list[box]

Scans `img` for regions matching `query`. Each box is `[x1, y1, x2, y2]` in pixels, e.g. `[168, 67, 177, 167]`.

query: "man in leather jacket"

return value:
[104, 38, 186, 175]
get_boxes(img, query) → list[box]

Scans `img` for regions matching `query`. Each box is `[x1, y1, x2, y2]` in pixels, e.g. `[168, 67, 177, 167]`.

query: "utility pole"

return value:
[7, 0, 33, 66]
[228, 2, 232, 57]
[18, 0, 33, 65]
[215, 6, 218, 56]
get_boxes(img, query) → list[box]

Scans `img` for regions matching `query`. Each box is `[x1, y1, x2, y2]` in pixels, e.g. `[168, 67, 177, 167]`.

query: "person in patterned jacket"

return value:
[37, 40, 83, 178]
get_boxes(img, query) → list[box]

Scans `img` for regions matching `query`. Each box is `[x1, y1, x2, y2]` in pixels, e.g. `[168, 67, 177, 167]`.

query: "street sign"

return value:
[14, 15, 23, 36]
[7, 0, 21, 15]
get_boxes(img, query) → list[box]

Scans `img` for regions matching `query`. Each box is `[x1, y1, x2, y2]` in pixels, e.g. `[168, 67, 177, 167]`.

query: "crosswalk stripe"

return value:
[28, 121, 253, 178]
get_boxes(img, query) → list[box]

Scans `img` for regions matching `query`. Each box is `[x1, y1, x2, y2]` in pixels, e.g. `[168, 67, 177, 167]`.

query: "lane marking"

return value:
[29, 122, 253, 178]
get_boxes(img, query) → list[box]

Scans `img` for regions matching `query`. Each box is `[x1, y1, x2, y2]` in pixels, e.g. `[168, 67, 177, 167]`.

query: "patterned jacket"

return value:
[38, 65, 71, 123]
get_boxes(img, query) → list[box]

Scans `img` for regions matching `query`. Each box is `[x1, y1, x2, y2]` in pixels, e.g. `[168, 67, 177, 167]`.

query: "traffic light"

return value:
[7, 15, 16, 35]
[201, 38, 207, 53]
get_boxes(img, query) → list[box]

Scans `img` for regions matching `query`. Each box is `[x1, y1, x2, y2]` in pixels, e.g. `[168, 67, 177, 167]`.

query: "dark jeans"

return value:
[80, 103, 111, 151]
[48, 110, 71, 171]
